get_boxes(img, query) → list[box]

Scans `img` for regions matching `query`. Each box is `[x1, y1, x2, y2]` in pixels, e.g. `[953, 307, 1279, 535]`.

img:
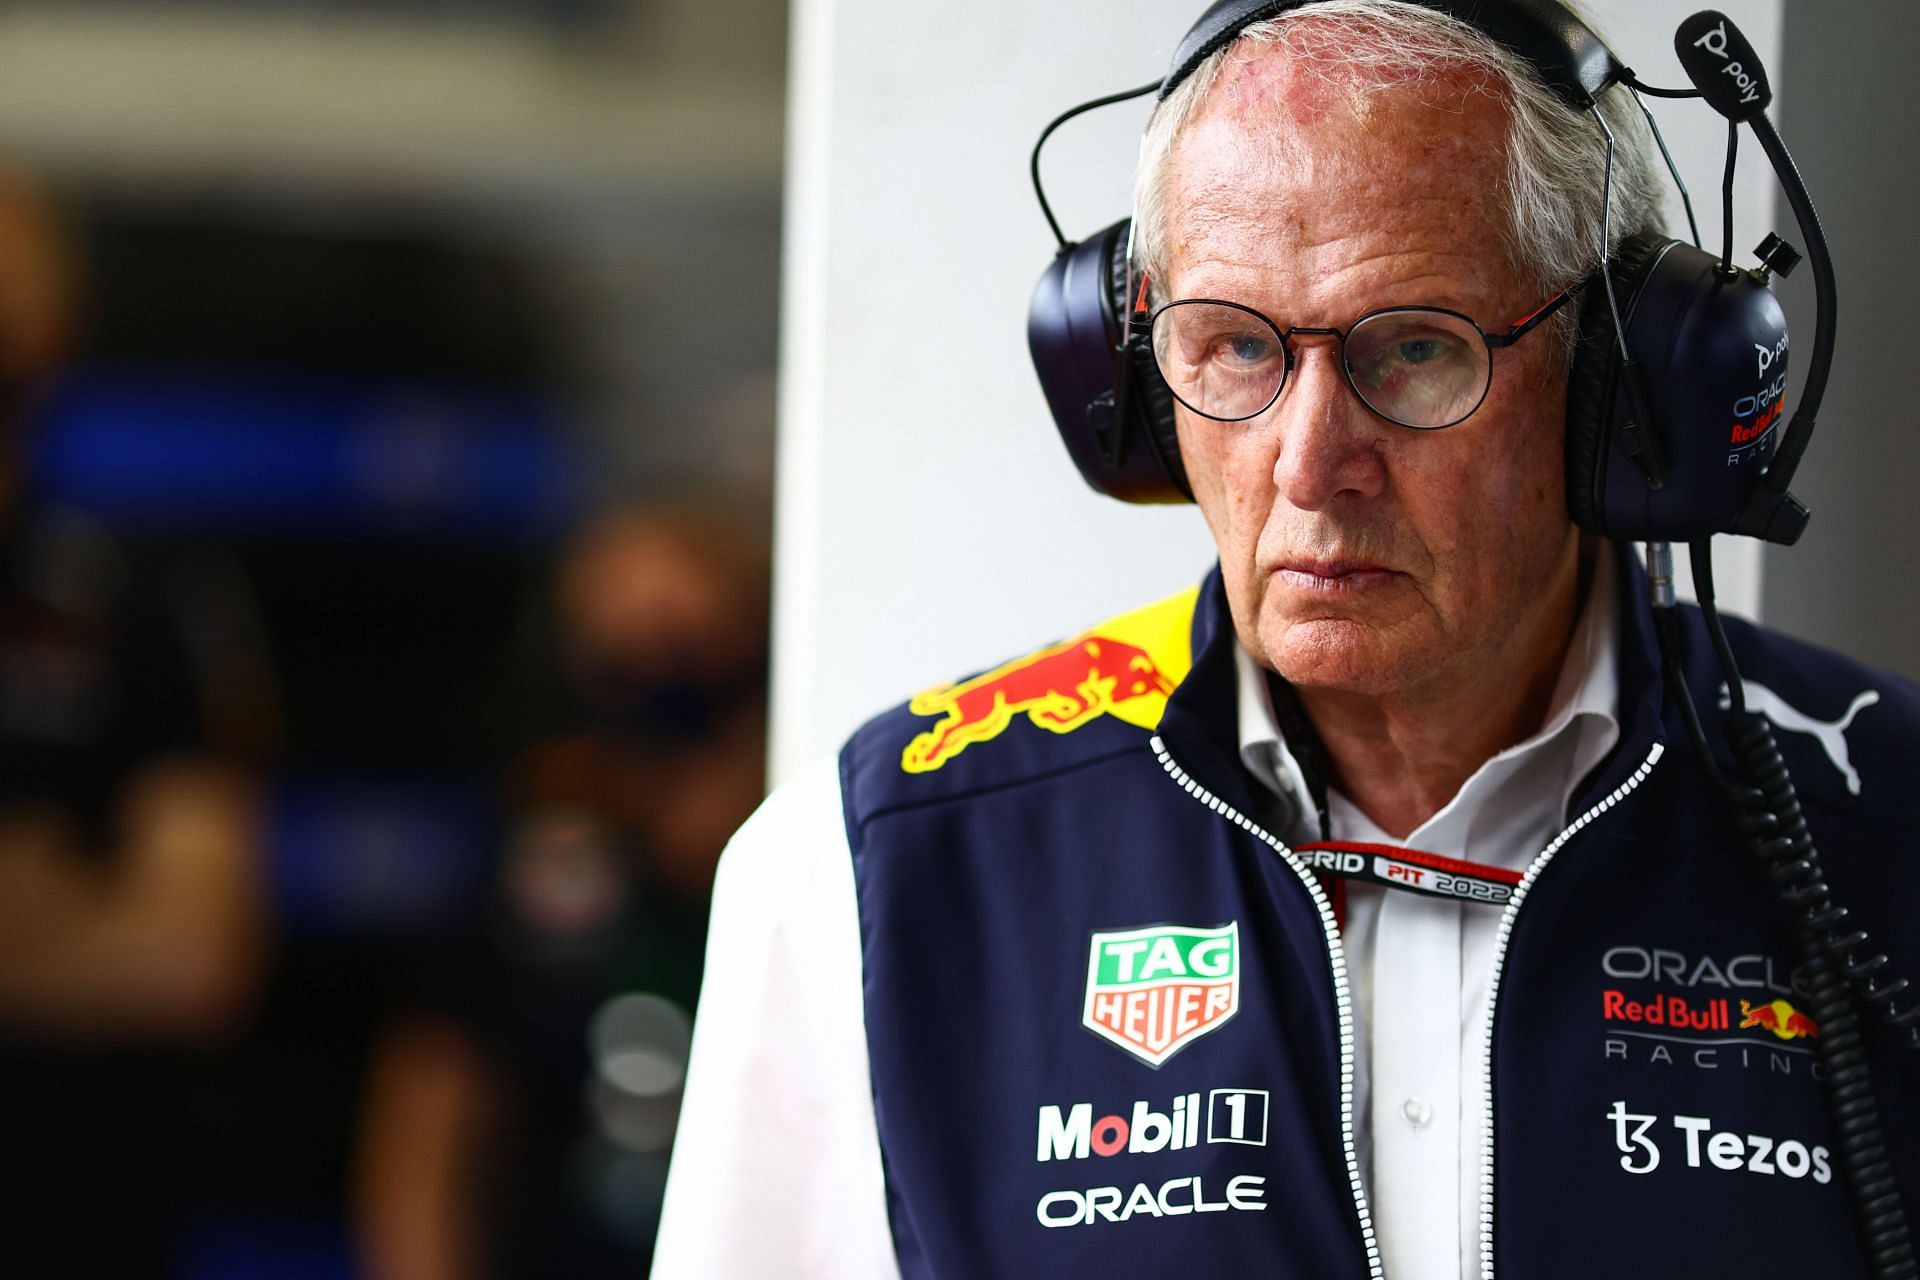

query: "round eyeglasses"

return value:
[1136, 291, 1573, 430]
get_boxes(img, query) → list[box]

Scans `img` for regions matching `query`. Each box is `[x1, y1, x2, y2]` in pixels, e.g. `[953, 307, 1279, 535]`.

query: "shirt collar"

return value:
[1236, 546, 1622, 836]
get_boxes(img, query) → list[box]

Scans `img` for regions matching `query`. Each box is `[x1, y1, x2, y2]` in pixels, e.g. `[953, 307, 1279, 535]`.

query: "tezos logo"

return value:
[1083, 923, 1239, 1066]
[1607, 1100, 1832, 1182]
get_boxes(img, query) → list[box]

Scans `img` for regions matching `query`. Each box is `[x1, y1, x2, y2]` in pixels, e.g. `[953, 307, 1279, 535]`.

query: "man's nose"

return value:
[1267, 340, 1387, 510]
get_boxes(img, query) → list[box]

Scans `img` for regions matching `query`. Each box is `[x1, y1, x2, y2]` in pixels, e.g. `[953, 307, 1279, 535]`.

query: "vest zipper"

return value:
[1477, 741, 1664, 1280]
[1150, 734, 1384, 1280]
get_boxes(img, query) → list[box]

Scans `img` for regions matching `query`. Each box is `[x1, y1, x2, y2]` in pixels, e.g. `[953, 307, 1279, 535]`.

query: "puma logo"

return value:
[1719, 680, 1879, 796]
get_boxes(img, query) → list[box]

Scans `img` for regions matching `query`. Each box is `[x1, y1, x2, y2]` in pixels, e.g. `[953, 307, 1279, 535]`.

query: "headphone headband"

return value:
[1163, 0, 1625, 108]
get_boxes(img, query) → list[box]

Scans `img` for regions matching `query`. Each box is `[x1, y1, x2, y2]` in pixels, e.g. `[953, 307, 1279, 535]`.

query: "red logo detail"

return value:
[1731, 397, 1783, 445]
[1739, 998, 1819, 1041]
[1602, 990, 1731, 1031]
[902, 637, 1174, 773]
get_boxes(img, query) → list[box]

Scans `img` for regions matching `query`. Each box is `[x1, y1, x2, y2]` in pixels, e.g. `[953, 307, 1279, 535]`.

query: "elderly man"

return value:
[656, 2, 1920, 1277]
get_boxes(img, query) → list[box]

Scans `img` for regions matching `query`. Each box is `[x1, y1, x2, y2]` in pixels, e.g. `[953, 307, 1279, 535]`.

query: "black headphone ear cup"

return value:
[1141, 367, 1188, 499]
[1028, 219, 1191, 504]
[1101, 233, 1191, 500]
[1565, 231, 1670, 532]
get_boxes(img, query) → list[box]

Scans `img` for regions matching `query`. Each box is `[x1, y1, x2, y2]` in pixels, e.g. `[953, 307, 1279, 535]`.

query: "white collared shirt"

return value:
[1233, 551, 1621, 1280]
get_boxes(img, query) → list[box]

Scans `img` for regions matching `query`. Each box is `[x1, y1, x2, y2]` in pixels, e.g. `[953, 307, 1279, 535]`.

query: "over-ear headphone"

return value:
[1027, 0, 1823, 546]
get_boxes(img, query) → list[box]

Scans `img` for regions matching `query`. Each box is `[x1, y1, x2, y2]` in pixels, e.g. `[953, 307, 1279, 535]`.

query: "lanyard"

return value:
[1258, 674, 1520, 911]
[1295, 840, 1523, 908]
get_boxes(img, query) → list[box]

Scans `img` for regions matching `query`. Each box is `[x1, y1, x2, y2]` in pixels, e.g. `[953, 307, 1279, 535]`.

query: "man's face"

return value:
[1162, 52, 1580, 701]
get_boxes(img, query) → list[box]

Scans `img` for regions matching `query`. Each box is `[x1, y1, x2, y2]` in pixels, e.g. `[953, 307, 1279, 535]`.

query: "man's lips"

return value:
[1271, 559, 1402, 593]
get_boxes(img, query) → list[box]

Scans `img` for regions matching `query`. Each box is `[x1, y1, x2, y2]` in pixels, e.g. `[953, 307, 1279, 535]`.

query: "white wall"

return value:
[772, 0, 1784, 782]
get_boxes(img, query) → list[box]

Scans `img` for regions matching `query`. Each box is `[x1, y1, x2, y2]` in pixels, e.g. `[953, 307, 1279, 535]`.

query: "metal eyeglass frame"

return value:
[1128, 286, 1576, 430]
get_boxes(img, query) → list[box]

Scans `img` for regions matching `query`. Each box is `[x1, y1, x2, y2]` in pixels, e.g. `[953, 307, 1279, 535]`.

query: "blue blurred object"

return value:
[29, 365, 584, 542]
[180, 1212, 358, 1280]
[269, 771, 493, 937]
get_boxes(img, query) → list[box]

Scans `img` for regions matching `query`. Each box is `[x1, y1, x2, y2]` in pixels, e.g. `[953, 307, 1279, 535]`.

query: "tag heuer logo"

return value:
[1083, 922, 1239, 1067]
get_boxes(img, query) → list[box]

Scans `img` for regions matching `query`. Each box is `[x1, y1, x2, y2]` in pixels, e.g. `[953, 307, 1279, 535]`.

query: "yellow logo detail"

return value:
[1738, 997, 1819, 1040]
[900, 587, 1198, 774]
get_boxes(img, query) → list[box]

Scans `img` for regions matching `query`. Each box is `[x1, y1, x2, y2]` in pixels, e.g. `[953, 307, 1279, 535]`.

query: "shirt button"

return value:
[1402, 1097, 1433, 1128]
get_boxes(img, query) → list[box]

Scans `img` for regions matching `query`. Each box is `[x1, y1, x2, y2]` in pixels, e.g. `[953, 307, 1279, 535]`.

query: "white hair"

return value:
[1132, 0, 1666, 346]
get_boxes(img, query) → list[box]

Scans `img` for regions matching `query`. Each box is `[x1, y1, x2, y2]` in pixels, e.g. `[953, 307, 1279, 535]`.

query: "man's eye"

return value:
[1218, 334, 1278, 364]
[1351, 327, 1473, 389]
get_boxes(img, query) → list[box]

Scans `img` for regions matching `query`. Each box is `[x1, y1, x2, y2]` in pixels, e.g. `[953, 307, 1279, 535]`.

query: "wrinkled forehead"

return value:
[1161, 37, 1518, 282]
[1182, 30, 1511, 176]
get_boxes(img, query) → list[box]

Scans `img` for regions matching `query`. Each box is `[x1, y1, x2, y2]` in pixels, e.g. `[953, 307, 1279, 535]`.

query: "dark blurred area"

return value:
[0, 0, 784, 1275]
[356, 508, 768, 1279]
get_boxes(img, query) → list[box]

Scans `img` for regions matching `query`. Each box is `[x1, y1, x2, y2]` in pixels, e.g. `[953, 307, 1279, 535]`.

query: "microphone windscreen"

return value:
[1675, 10, 1773, 121]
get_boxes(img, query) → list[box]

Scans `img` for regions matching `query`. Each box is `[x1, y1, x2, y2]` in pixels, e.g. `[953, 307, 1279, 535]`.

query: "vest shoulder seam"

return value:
[846, 737, 1149, 836]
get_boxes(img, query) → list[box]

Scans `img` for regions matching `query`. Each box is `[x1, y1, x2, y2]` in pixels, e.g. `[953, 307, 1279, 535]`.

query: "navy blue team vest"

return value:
[839, 551, 1920, 1277]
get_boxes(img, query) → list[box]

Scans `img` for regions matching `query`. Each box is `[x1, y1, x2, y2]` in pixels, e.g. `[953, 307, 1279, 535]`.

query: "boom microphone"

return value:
[1675, 11, 1772, 122]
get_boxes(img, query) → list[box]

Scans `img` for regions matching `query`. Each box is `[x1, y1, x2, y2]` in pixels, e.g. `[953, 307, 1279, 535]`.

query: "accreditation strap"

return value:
[1260, 673, 1520, 911]
[1295, 840, 1523, 908]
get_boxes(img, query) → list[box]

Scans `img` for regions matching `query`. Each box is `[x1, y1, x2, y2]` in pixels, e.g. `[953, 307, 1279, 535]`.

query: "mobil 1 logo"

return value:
[1037, 1088, 1270, 1162]
[1034, 1087, 1272, 1230]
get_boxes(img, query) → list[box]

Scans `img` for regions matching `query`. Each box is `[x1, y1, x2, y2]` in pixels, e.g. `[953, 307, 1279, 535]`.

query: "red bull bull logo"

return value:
[1739, 997, 1819, 1041]
[900, 588, 1196, 774]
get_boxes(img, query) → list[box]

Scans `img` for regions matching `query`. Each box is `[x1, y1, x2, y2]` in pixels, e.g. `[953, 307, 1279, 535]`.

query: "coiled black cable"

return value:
[1675, 541, 1917, 1280]
[1724, 712, 1917, 1277]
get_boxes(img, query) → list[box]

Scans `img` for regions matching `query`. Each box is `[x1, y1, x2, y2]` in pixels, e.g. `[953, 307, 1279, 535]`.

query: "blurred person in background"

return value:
[355, 504, 769, 1280]
[0, 168, 271, 1275]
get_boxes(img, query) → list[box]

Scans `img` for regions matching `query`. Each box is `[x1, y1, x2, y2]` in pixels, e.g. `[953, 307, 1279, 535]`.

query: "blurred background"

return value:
[0, 0, 781, 1276]
[0, 0, 1909, 1276]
